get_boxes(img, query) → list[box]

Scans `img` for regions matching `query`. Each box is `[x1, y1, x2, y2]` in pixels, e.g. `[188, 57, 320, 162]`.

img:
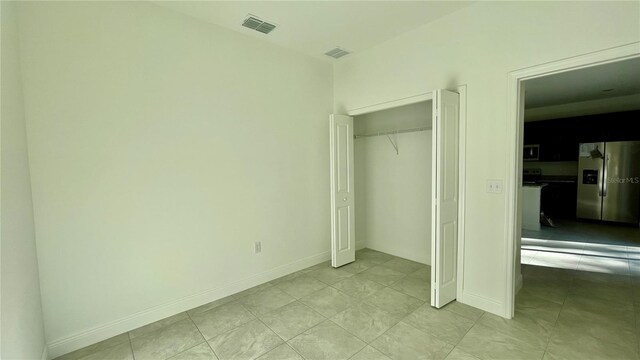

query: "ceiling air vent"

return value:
[325, 47, 350, 59]
[242, 15, 276, 34]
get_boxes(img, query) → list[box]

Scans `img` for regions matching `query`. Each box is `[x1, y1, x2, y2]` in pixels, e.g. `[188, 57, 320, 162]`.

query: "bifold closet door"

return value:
[431, 89, 460, 308]
[329, 114, 356, 268]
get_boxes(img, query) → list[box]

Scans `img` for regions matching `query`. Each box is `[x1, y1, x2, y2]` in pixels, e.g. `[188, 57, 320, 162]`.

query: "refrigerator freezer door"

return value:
[577, 142, 605, 220]
[602, 141, 640, 224]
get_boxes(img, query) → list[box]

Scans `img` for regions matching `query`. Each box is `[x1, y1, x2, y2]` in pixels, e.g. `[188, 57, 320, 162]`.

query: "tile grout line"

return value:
[217, 296, 316, 359]
[253, 317, 289, 359]
[260, 301, 329, 342]
[325, 260, 434, 351]
[326, 297, 404, 346]
[284, 319, 340, 359]
[233, 293, 306, 359]
[398, 314, 455, 357]
[281, 341, 307, 360]
[270, 257, 415, 351]
[185, 310, 219, 360]
[360, 294, 433, 359]
[319, 263, 424, 348]
[194, 300, 258, 355]
[540, 270, 574, 359]
[127, 332, 136, 360]
[259, 301, 320, 360]
[205, 294, 297, 359]
[292, 253, 423, 359]
[446, 304, 486, 357]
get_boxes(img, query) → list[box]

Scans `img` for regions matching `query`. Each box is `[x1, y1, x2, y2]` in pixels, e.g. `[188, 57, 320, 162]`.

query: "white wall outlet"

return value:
[254, 241, 262, 254]
[487, 179, 503, 194]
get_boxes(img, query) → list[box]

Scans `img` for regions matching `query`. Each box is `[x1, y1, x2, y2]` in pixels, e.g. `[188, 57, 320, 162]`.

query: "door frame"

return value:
[504, 42, 640, 318]
[345, 85, 468, 303]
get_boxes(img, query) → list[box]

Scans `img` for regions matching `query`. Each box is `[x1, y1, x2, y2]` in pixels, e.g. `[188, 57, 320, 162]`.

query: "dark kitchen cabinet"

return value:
[538, 141, 578, 162]
[540, 182, 577, 219]
[524, 110, 640, 162]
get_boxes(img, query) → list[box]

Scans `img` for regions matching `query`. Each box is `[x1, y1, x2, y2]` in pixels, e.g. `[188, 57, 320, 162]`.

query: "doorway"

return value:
[505, 44, 640, 317]
[521, 60, 640, 270]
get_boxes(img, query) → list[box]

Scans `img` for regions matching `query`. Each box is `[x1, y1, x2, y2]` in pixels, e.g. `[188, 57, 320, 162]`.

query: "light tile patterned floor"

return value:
[55, 248, 640, 360]
[522, 238, 640, 276]
[521, 218, 640, 246]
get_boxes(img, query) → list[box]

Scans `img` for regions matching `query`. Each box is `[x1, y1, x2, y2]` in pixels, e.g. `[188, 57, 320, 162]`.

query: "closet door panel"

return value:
[431, 89, 460, 308]
[330, 114, 356, 268]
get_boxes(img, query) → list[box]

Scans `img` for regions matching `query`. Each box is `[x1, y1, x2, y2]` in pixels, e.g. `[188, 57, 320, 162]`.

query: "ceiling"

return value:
[524, 57, 640, 109]
[153, 1, 474, 61]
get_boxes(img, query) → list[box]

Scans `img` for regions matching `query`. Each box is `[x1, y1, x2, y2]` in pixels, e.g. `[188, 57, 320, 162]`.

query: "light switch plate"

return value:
[487, 179, 503, 193]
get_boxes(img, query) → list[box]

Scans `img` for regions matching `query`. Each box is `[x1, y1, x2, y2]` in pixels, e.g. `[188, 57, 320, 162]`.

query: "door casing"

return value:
[505, 42, 640, 318]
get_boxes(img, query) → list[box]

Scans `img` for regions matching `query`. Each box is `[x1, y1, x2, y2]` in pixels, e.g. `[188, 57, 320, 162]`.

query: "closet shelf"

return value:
[353, 126, 429, 139]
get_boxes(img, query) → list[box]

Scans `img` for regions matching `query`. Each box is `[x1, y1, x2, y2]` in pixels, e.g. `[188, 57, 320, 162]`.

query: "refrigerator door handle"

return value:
[602, 154, 609, 197]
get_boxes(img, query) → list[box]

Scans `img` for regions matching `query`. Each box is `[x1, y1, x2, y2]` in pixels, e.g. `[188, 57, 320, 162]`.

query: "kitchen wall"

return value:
[0, 1, 48, 359]
[354, 102, 432, 264]
[334, 1, 640, 316]
[17, 1, 333, 356]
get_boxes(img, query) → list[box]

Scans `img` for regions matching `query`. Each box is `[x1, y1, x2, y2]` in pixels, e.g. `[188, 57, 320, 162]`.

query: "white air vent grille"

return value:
[242, 15, 276, 34]
[325, 47, 350, 59]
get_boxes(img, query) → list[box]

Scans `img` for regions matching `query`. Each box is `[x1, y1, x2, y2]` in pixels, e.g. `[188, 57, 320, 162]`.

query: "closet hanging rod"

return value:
[354, 126, 430, 139]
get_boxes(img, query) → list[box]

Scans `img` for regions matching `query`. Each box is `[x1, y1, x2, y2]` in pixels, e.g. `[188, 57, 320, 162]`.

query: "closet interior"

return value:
[353, 100, 433, 265]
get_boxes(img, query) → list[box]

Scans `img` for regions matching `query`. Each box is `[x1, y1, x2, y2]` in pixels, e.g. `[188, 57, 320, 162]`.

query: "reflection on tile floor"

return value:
[521, 218, 640, 246]
[522, 237, 640, 276]
[55, 249, 640, 360]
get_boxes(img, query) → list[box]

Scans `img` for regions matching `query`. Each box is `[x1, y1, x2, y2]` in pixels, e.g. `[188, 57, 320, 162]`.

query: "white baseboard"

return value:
[461, 291, 505, 318]
[47, 251, 330, 358]
[355, 241, 366, 251]
[515, 272, 523, 294]
[41, 346, 49, 360]
[365, 244, 429, 265]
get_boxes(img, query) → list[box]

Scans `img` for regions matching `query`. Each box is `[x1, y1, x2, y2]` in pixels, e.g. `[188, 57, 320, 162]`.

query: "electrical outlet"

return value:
[254, 241, 262, 254]
[487, 179, 503, 194]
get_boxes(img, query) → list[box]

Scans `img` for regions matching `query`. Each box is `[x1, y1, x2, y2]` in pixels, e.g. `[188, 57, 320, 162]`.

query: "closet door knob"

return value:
[343, 197, 348, 202]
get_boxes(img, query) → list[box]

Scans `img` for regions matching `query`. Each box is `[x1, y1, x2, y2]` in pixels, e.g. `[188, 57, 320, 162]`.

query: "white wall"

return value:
[334, 1, 640, 316]
[17, 1, 332, 356]
[354, 102, 432, 264]
[1, 1, 47, 359]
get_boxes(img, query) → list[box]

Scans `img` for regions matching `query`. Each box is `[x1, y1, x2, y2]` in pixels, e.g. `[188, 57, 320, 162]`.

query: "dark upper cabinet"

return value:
[525, 119, 578, 161]
[538, 141, 578, 161]
[523, 110, 640, 162]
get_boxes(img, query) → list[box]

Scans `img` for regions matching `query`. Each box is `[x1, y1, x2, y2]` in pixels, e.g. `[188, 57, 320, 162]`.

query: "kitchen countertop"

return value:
[537, 176, 578, 183]
[523, 176, 577, 186]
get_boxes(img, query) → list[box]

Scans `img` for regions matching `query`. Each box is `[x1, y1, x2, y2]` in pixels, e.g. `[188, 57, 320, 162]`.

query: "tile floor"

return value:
[522, 237, 640, 276]
[55, 248, 640, 360]
[521, 219, 640, 246]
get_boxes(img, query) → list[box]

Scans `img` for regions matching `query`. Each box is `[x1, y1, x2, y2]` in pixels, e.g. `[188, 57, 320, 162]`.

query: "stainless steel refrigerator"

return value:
[577, 141, 640, 225]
